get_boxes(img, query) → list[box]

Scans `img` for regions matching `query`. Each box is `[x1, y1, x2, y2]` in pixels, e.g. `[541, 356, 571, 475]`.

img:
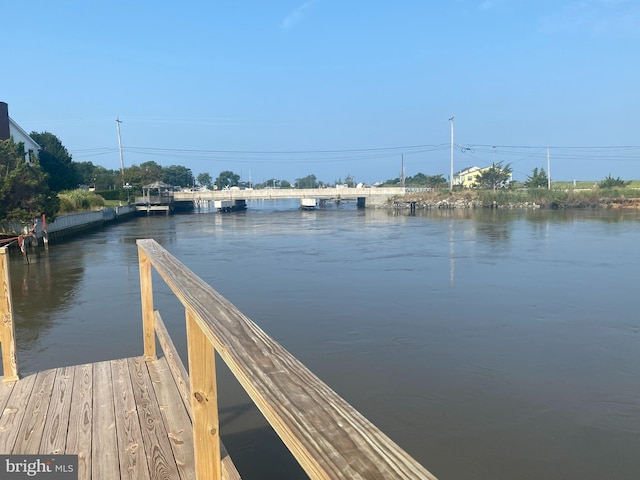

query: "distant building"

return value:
[0, 101, 41, 160]
[453, 165, 491, 188]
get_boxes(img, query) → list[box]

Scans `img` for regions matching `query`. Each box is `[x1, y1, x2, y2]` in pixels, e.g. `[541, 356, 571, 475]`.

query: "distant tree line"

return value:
[0, 130, 635, 223]
[380, 173, 447, 188]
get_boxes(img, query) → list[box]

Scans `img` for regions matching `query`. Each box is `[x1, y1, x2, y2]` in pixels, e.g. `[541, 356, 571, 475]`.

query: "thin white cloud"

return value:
[477, 0, 513, 11]
[280, 0, 317, 30]
[479, 0, 496, 10]
[541, 0, 640, 36]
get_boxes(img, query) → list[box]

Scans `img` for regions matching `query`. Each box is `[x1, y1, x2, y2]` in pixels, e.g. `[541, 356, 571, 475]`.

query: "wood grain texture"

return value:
[147, 357, 195, 480]
[139, 248, 156, 360]
[66, 363, 92, 480]
[137, 238, 438, 480]
[128, 356, 181, 480]
[92, 360, 120, 479]
[187, 309, 221, 480]
[0, 247, 18, 381]
[39, 366, 74, 454]
[0, 380, 15, 419]
[13, 369, 56, 453]
[111, 358, 151, 480]
[0, 373, 36, 453]
[0, 356, 208, 479]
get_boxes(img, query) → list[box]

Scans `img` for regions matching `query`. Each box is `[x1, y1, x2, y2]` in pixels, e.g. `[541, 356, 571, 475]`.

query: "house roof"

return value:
[143, 181, 173, 189]
[8, 116, 41, 151]
[454, 166, 481, 176]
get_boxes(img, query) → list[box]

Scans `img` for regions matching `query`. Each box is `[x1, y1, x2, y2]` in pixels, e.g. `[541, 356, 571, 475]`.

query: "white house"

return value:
[0, 101, 40, 160]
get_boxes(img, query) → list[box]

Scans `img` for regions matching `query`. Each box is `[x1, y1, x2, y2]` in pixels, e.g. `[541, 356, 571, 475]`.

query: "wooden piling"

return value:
[0, 246, 19, 382]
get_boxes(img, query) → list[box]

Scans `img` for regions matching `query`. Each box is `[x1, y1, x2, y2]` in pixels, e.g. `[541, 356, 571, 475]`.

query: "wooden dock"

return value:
[0, 356, 241, 479]
[1, 242, 438, 480]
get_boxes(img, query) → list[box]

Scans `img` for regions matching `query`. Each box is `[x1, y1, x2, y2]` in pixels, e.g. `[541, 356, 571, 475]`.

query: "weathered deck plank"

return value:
[128, 356, 182, 480]
[39, 365, 75, 454]
[0, 373, 35, 453]
[92, 360, 120, 479]
[0, 380, 16, 422]
[147, 358, 195, 480]
[111, 358, 151, 480]
[66, 363, 93, 479]
[0, 356, 242, 480]
[13, 368, 56, 453]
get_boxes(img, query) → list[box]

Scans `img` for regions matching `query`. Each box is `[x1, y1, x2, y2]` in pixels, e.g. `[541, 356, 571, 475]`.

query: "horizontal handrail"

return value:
[137, 238, 437, 480]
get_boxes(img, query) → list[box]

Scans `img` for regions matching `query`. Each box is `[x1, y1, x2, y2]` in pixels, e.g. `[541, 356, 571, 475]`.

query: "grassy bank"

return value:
[398, 187, 640, 209]
[58, 190, 106, 214]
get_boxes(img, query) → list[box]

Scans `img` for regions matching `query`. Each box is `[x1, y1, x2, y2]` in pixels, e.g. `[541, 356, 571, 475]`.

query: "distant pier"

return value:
[175, 186, 406, 209]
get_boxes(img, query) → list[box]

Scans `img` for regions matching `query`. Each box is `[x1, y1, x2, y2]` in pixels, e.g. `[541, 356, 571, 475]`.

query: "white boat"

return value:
[300, 198, 316, 210]
[214, 200, 233, 212]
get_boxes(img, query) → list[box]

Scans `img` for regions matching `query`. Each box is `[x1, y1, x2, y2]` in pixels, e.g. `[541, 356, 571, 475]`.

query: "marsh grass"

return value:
[58, 190, 106, 213]
[403, 186, 640, 207]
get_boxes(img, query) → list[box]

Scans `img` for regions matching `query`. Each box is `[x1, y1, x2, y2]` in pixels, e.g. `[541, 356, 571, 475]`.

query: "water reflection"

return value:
[9, 249, 85, 351]
[473, 215, 512, 247]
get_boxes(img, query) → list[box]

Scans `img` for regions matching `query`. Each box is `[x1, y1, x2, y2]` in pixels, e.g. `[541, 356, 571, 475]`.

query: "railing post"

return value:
[0, 247, 19, 382]
[138, 247, 156, 360]
[186, 308, 221, 480]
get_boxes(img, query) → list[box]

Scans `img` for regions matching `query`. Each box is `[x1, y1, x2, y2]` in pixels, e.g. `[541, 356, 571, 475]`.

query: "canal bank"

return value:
[391, 189, 640, 210]
[0, 205, 137, 253]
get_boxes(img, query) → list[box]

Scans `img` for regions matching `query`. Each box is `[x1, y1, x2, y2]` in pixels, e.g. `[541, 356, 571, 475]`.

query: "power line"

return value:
[122, 143, 449, 155]
[464, 144, 640, 150]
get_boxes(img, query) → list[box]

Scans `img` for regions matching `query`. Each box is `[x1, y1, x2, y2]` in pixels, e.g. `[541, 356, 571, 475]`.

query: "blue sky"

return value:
[2, 0, 639, 185]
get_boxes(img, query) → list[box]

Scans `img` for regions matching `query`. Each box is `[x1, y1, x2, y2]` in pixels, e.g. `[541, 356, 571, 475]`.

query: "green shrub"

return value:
[599, 175, 629, 189]
[95, 189, 121, 201]
[58, 195, 76, 213]
[58, 190, 106, 213]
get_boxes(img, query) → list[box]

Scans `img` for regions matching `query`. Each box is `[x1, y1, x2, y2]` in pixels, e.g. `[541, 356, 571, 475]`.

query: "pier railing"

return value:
[134, 194, 174, 204]
[0, 247, 19, 382]
[137, 238, 437, 480]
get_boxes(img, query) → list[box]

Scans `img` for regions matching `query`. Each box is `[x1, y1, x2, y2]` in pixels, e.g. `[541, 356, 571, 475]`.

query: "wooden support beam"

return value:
[0, 247, 18, 382]
[138, 247, 156, 360]
[186, 308, 221, 480]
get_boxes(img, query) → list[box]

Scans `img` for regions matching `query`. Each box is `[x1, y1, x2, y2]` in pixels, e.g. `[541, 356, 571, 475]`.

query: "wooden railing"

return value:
[0, 247, 19, 382]
[134, 195, 174, 204]
[137, 239, 438, 480]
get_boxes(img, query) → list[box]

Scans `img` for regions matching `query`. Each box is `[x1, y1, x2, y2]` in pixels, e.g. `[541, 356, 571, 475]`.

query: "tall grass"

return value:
[406, 186, 640, 207]
[58, 190, 106, 213]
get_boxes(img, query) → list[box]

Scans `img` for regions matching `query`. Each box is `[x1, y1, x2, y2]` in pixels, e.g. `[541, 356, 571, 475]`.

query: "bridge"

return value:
[173, 186, 407, 208]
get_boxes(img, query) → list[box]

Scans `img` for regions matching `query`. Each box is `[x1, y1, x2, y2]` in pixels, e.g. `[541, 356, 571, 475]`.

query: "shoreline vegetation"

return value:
[391, 187, 640, 210]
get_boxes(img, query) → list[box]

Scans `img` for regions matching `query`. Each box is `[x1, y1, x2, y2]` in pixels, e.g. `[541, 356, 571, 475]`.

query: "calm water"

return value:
[8, 202, 640, 479]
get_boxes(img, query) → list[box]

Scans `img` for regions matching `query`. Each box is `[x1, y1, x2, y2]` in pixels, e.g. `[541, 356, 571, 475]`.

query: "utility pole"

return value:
[116, 117, 124, 183]
[547, 146, 551, 190]
[401, 154, 405, 188]
[449, 116, 454, 191]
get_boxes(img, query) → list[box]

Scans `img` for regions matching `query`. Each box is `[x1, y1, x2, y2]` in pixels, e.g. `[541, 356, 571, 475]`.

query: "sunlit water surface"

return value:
[9, 202, 640, 479]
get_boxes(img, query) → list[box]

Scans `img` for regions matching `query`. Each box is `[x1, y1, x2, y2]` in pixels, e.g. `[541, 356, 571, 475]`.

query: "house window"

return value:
[467, 175, 473, 181]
